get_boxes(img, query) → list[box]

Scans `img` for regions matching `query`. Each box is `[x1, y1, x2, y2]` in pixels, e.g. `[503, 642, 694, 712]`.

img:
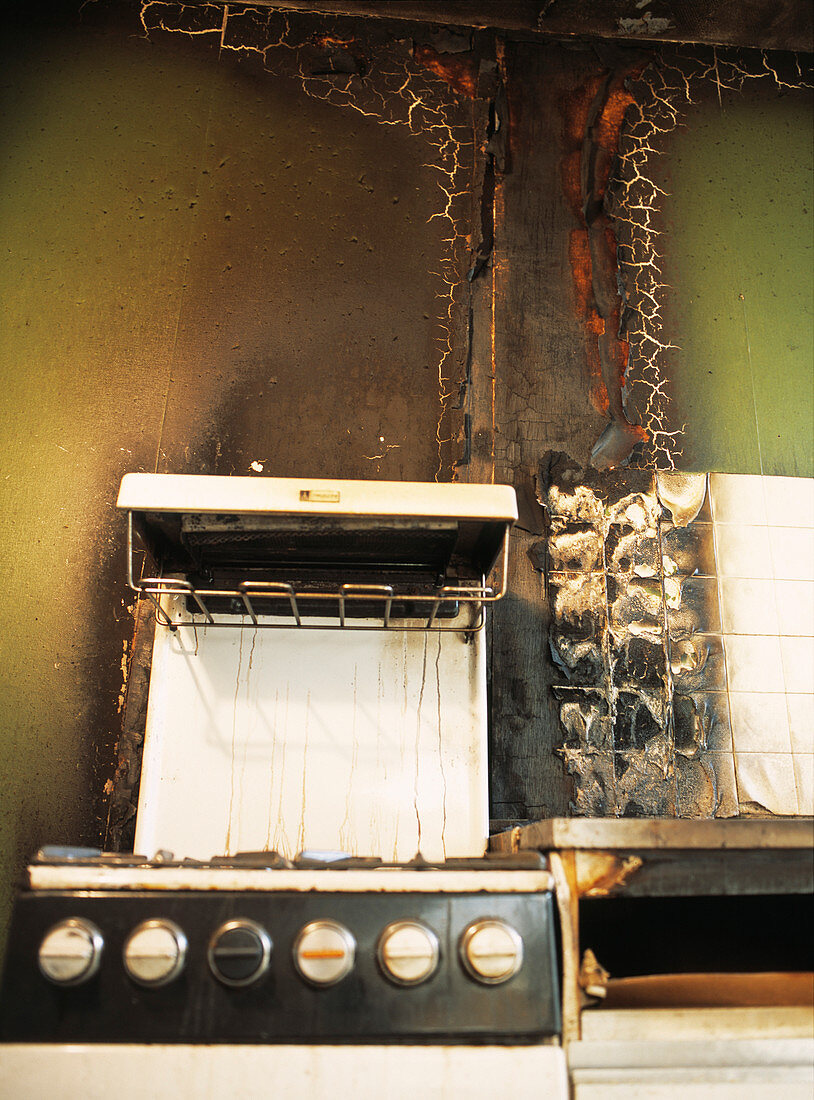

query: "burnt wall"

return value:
[473, 38, 812, 821]
[0, 2, 480, 956]
[0, 1, 811, 963]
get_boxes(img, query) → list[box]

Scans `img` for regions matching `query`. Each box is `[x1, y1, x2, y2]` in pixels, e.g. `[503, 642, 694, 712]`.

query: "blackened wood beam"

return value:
[229, 1, 812, 52]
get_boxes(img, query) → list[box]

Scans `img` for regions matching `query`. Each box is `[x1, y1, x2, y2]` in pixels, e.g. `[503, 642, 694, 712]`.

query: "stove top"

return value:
[3, 847, 560, 1046]
[34, 845, 548, 872]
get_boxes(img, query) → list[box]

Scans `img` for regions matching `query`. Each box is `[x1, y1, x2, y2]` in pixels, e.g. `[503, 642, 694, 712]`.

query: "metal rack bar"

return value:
[238, 581, 301, 626]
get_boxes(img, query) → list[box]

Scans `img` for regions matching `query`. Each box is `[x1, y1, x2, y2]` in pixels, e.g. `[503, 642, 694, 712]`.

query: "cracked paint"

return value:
[138, 2, 475, 480]
[561, 43, 812, 471]
[610, 46, 813, 469]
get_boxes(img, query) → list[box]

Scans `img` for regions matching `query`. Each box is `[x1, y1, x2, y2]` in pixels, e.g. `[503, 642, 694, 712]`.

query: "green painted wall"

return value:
[658, 82, 813, 476]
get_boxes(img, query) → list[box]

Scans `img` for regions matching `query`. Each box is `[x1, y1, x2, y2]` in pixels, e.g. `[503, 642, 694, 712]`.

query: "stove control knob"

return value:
[123, 919, 187, 987]
[459, 919, 523, 985]
[293, 919, 355, 986]
[38, 918, 104, 986]
[377, 920, 439, 986]
[208, 920, 272, 987]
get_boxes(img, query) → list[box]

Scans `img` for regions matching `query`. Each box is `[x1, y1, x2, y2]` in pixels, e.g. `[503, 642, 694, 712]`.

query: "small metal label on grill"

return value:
[300, 489, 341, 503]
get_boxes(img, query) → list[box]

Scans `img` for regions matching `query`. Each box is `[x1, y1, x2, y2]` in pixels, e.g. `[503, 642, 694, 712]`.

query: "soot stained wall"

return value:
[0, 3, 475, 957]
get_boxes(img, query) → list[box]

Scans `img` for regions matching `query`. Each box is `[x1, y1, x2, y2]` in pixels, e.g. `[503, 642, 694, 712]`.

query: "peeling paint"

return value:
[618, 14, 674, 36]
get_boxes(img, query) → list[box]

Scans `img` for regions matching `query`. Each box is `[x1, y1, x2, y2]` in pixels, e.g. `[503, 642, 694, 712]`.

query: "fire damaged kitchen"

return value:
[0, 1, 812, 1095]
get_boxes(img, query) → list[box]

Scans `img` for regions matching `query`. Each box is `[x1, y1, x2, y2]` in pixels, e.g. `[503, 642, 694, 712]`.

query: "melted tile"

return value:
[670, 634, 728, 693]
[560, 748, 616, 816]
[615, 746, 675, 817]
[666, 576, 722, 637]
[548, 521, 603, 572]
[656, 471, 709, 527]
[548, 573, 607, 637]
[611, 635, 667, 690]
[660, 521, 716, 577]
[605, 524, 660, 576]
[607, 574, 664, 636]
[676, 755, 717, 818]
[554, 687, 612, 749]
[549, 632, 605, 686]
[673, 692, 733, 754]
[613, 690, 665, 749]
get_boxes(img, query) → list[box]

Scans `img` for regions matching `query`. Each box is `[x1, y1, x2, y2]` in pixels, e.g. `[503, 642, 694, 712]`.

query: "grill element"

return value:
[117, 474, 517, 632]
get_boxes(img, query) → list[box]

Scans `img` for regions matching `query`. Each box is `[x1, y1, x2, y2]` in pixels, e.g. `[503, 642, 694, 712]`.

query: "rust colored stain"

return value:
[560, 61, 647, 456]
[596, 86, 636, 143]
[560, 73, 605, 148]
[413, 44, 477, 99]
[559, 74, 604, 221]
[312, 33, 356, 47]
[569, 229, 608, 415]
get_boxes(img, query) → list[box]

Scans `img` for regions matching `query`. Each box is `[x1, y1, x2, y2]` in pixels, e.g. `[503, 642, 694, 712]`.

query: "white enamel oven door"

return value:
[134, 605, 489, 862]
[0, 1045, 569, 1099]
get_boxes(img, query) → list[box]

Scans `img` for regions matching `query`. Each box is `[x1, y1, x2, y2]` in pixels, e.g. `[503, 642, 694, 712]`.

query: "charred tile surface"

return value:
[548, 522, 604, 573]
[673, 692, 733, 755]
[540, 456, 736, 817]
[554, 687, 613, 749]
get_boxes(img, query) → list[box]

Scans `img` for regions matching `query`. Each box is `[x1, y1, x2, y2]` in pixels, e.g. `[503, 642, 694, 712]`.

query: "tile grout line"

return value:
[598, 506, 619, 817]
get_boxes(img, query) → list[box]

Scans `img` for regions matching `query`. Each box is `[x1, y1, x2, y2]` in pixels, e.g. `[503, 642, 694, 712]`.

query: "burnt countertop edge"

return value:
[489, 817, 814, 852]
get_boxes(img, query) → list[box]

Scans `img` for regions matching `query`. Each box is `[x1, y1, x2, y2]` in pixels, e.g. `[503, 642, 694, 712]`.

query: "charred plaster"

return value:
[135, 1, 482, 482]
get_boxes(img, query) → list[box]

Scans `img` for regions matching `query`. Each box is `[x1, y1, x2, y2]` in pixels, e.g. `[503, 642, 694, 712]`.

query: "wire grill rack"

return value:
[126, 513, 509, 633]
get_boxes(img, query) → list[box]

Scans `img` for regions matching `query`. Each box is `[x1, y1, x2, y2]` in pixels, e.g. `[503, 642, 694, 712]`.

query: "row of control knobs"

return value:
[38, 916, 524, 990]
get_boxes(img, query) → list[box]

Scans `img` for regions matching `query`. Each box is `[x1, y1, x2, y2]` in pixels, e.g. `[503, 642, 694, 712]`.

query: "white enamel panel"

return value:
[0, 1045, 568, 1100]
[117, 472, 518, 521]
[134, 608, 489, 862]
[28, 866, 554, 893]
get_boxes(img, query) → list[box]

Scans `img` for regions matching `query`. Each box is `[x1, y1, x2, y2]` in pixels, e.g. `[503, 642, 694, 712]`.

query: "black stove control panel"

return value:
[0, 889, 560, 1044]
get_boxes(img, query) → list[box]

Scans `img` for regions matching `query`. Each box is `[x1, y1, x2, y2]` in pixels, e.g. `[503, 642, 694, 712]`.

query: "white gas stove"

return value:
[0, 475, 567, 1096]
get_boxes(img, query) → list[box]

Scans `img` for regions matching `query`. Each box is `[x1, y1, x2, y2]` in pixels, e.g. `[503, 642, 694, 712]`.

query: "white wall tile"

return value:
[729, 692, 791, 753]
[780, 636, 814, 694]
[775, 580, 814, 637]
[714, 524, 773, 578]
[763, 475, 814, 529]
[688, 475, 814, 816]
[787, 694, 814, 754]
[768, 527, 814, 582]
[720, 578, 779, 635]
[709, 473, 766, 525]
[735, 752, 799, 815]
[724, 634, 785, 692]
[793, 756, 814, 816]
